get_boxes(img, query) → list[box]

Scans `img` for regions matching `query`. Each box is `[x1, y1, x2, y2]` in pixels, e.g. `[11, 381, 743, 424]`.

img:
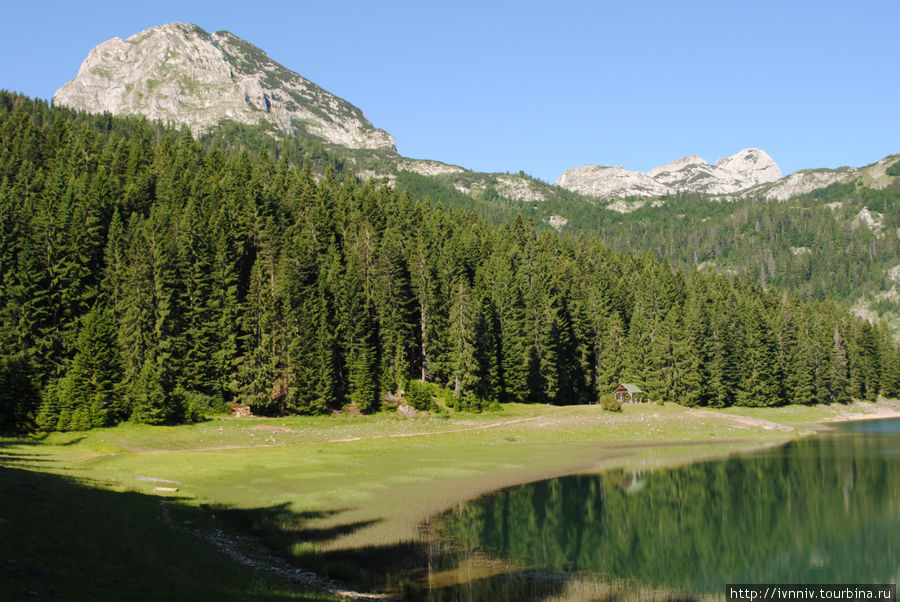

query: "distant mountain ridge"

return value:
[556, 148, 782, 199]
[53, 22, 897, 209]
[747, 155, 900, 201]
[54, 22, 395, 150]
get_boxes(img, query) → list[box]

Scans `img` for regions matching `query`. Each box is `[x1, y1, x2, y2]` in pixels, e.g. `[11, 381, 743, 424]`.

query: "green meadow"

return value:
[2, 400, 897, 599]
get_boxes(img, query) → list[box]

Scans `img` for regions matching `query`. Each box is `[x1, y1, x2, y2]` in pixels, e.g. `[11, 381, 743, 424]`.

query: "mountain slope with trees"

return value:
[1, 92, 897, 433]
[396, 163, 900, 333]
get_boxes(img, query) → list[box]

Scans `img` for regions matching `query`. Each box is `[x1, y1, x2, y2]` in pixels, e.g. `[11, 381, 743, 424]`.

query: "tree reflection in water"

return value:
[436, 420, 899, 596]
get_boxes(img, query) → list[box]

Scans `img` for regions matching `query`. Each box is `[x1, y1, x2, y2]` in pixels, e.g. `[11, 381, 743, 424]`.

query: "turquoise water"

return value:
[432, 419, 900, 599]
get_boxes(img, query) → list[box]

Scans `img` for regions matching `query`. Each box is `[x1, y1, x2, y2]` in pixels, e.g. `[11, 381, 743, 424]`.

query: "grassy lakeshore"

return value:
[2, 399, 898, 599]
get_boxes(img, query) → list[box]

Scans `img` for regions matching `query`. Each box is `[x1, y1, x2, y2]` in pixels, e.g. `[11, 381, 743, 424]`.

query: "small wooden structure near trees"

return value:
[230, 403, 253, 417]
[614, 383, 644, 403]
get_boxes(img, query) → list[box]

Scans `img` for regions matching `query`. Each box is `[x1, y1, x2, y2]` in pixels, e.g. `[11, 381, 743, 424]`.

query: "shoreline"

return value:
[313, 401, 900, 553]
[396, 402, 900, 597]
[822, 399, 900, 422]
[4, 399, 899, 600]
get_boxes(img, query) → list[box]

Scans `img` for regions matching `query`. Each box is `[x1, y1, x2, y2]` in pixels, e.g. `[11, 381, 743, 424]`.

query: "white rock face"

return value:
[556, 148, 782, 199]
[357, 170, 396, 184]
[398, 159, 465, 177]
[606, 199, 647, 213]
[647, 155, 707, 178]
[54, 23, 395, 150]
[852, 305, 879, 324]
[715, 148, 782, 186]
[889, 265, 900, 283]
[761, 155, 899, 200]
[556, 165, 669, 199]
[548, 215, 568, 230]
[759, 169, 851, 201]
[495, 175, 546, 202]
[853, 207, 884, 237]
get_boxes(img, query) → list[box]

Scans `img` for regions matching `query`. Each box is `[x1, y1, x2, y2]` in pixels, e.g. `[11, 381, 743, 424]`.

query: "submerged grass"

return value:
[6, 405, 791, 545]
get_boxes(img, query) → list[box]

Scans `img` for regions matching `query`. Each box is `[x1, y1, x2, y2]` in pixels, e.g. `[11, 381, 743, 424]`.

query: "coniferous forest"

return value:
[2, 92, 899, 433]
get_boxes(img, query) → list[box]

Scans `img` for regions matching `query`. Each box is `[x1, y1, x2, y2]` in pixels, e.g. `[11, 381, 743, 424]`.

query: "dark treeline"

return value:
[1, 92, 899, 432]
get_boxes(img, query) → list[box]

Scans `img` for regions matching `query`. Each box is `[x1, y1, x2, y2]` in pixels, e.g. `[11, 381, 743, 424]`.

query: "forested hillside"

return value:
[555, 184, 900, 305]
[396, 167, 900, 327]
[1, 92, 898, 433]
[187, 114, 900, 326]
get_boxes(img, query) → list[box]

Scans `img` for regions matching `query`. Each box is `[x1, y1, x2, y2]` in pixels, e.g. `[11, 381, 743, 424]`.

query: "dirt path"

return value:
[326, 414, 545, 443]
[120, 404, 798, 455]
[121, 413, 554, 454]
[120, 443, 282, 454]
[685, 408, 796, 432]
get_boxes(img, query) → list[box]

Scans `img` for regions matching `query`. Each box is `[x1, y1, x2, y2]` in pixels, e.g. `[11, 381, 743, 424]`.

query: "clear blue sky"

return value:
[1, 0, 898, 182]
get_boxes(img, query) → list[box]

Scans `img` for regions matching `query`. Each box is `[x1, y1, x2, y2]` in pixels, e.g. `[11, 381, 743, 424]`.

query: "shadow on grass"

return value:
[0, 466, 328, 601]
[208, 502, 404, 590]
[0, 463, 680, 601]
[0, 453, 50, 464]
[205, 502, 591, 600]
[0, 436, 53, 465]
[0, 435, 46, 450]
[211, 503, 380, 544]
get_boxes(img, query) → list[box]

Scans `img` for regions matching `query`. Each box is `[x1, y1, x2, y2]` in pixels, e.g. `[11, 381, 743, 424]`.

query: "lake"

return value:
[424, 419, 900, 600]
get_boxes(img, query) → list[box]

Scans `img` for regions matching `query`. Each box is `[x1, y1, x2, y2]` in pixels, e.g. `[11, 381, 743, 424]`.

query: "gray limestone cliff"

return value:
[557, 148, 782, 199]
[54, 22, 395, 151]
[53, 23, 894, 207]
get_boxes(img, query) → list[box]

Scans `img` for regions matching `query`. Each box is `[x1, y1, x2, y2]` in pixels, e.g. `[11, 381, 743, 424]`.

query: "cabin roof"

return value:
[617, 383, 642, 393]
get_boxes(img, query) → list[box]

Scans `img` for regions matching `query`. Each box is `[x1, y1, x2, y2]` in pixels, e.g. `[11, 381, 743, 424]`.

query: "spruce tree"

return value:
[312, 261, 340, 413]
[236, 257, 286, 415]
[0, 354, 41, 433]
[131, 357, 180, 425]
[340, 242, 380, 412]
[736, 298, 783, 407]
[791, 313, 818, 405]
[57, 304, 123, 427]
[448, 277, 479, 408]
[830, 325, 851, 403]
[878, 321, 900, 398]
[596, 312, 627, 397]
[373, 229, 416, 394]
[679, 289, 707, 406]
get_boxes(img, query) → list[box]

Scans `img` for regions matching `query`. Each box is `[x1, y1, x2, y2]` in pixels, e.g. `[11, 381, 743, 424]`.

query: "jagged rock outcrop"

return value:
[495, 175, 547, 202]
[556, 165, 669, 199]
[54, 22, 395, 150]
[556, 148, 782, 199]
[756, 169, 851, 201]
[398, 159, 465, 177]
[715, 148, 782, 186]
[755, 155, 900, 201]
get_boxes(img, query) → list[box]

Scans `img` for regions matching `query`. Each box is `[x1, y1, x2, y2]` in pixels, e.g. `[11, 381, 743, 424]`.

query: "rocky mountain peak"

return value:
[54, 22, 396, 151]
[714, 148, 781, 184]
[556, 148, 782, 200]
[555, 164, 668, 199]
[647, 155, 708, 178]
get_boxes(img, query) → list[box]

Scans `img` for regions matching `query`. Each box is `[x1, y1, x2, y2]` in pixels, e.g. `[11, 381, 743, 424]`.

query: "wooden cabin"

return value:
[614, 383, 644, 403]
[230, 403, 253, 417]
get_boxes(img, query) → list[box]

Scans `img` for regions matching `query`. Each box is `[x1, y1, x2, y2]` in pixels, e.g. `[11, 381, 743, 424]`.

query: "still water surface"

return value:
[429, 419, 899, 599]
